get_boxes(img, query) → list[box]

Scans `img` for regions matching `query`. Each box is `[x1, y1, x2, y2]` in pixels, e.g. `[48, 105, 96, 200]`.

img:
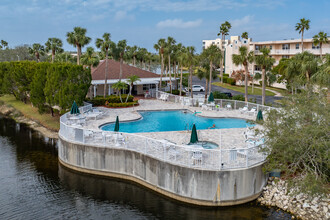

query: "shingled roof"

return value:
[91, 59, 159, 80]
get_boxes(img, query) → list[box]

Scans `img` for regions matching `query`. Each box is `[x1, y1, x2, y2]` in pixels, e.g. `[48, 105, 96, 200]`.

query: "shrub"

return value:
[107, 94, 134, 103]
[167, 90, 186, 96]
[232, 95, 245, 101]
[227, 78, 236, 85]
[213, 91, 230, 99]
[222, 76, 228, 83]
[107, 101, 138, 108]
[223, 73, 229, 77]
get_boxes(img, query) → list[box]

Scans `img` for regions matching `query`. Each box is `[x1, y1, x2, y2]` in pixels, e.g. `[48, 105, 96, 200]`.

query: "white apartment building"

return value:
[203, 36, 330, 76]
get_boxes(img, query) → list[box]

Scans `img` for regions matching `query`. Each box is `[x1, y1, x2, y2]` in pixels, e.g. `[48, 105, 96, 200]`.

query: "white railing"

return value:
[156, 90, 278, 112]
[59, 107, 267, 171]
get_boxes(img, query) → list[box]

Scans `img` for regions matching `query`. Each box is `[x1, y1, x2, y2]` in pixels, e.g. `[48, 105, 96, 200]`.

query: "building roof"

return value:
[91, 59, 159, 80]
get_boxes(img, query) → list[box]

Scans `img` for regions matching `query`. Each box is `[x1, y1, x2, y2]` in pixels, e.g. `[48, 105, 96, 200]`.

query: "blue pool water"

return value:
[101, 110, 253, 133]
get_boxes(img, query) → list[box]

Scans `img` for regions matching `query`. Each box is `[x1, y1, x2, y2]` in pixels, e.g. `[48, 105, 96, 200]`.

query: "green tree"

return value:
[255, 47, 275, 105]
[241, 32, 248, 39]
[112, 81, 128, 103]
[186, 46, 197, 98]
[80, 47, 100, 69]
[154, 38, 166, 89]
[96, 33, 112, 97]
[66, 27, 91, 65]
[0, 40, 8, 49]
[127, 45, 138, 66]
[295, 18, 310, 52]
[112, 40, 127, 81]
[217, 21, 231, 83]
[177, 46, 187, 96]
[29, 43, 45, 62]
[312, 31, 329, 59]
[201, 45, 222, 95]
[262, 89, 329, 195]
[30, 62, 50, 112]
[311, 54, 330, 89]
[45, 38, 63, 63]
[165, 36, 176, 93]
[196, 59, 218, 100]
[54, 52, 76, 64]
[289, 51, 318, 82]
[232, 46, 254, 102]
[126, 75, 141, 102]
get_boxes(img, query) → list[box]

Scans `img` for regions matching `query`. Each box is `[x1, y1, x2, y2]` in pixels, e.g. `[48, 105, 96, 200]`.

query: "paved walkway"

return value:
[82, 100, 262, 150]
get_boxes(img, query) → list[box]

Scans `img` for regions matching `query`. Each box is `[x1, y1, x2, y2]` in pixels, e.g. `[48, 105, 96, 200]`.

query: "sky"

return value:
[0, 0, 329, 53]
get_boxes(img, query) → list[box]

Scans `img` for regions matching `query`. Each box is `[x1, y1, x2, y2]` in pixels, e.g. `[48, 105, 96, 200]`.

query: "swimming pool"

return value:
[101, 110, 253, 133]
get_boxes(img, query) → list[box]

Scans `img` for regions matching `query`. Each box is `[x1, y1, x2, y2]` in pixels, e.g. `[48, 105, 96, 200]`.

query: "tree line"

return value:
[0, 61, 91, 115]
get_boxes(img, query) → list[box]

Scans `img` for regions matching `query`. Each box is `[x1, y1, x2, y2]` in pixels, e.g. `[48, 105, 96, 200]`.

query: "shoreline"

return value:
[0, 103, 58, 139]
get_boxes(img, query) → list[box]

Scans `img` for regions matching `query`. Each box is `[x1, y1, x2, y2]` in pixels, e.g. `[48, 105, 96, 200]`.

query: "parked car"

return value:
[185, 85, 205, 92]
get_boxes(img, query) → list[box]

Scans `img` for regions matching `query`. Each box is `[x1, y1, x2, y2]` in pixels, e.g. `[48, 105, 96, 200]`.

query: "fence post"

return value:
[246, 149, 249, 167]
[220, 99, 223, 108]
[234, 100, 237, 110]
[257, 104, 259, 112]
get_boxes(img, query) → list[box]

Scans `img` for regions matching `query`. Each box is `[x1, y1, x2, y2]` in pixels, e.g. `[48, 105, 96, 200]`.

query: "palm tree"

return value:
[232, 46, 255, 102]
[96, 33, 112, 97]
[112, 40, 127, 81]
[45, 38, 63, 63]
[80, 47, 100, 69]
[137, 47, 148, 69]
[177, 46, 187, 96]
[66, 27, 91, 65]
[196, 61, 218, 101]
[128, 45, 138, 66]
[165, 36, 176, 93]
[201, 45, 222, 95]
[0, 40, 8, 49]
[186, 46, 196, 98]
[126, 75, 141, 102]
[241, 32, 249, 40]
[217, 21, 231, 83]
[255, 48, 275, 105]
[313, 31, 329, 59]
[295, 18, 310, 52]
[288, 51, 318, 82]
[29, 43, 45, 62]
[154, 38, 166, 89]
[112, 81, 128, 103]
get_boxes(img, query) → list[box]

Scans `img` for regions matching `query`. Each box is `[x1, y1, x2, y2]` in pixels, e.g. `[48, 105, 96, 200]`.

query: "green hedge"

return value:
[166, 90, 186, 96]
[232, 95, 245, 101]
[87, 95, 134, 106]
[107, 101, 138, 108]
[213, 91, 230, 99]
[227, 78, 236, 85]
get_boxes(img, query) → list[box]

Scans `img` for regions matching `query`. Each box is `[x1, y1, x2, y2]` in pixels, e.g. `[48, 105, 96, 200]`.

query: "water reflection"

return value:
[0, 115, 292, 220]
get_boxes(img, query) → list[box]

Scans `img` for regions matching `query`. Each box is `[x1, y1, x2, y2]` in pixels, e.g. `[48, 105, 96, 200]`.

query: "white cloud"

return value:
[114, 10, 135, 21]
[157, 19, 202, 28]
[231, 15, 254, 27]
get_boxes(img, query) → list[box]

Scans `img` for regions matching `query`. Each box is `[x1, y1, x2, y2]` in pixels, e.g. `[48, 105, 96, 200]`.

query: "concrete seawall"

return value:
[59, 136, 267, 206]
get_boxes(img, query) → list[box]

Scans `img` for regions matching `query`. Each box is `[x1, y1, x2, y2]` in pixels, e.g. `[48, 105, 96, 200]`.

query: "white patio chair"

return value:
[247, 107, 257, 116]
[225, 103, 232, 110]
[239, 106, 248, 114]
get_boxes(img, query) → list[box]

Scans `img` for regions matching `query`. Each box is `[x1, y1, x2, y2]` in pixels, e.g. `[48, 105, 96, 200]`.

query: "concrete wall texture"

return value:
[59, 137, 267, 206]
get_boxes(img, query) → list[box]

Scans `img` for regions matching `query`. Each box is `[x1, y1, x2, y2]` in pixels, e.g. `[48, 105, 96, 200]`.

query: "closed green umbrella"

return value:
[114, 116, 119, 132]
[208, 92, 214, 102]
[70, 101, 80, 114]
[256, 110, 263, 121]
[190, 124, 198, 144]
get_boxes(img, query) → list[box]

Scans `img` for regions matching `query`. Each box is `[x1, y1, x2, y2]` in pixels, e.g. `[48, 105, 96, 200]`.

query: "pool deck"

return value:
[84, 100, 262, 150]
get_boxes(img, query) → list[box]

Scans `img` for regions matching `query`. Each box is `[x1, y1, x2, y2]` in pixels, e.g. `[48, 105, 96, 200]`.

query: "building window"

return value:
[243, 40, 247, 44]
[217, 42, 219, 44]
[212, 42, 215, 45]
[282, 44, 290, 50]
[235, 40, 238, 44]
[270, 45, 272, 50]
[282, 55, 289, 59]
[255, 45, 260, 50]
[312, 43, 320, 49]
[296, 43, 299, 49]
[255, 66, 261, 71]
[143, 84, 149, 91]
[203, 42, 205, 45]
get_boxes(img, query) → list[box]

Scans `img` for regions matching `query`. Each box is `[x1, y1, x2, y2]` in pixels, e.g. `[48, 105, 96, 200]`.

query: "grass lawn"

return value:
[0, 95, 60, 131]
[212, 82, 276, 96]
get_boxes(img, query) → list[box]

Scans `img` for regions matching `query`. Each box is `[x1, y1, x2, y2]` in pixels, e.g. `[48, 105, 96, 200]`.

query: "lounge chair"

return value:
[239, 106, 248, 114]
[225, 103, 232, 110]
[247, 107, 257, 115]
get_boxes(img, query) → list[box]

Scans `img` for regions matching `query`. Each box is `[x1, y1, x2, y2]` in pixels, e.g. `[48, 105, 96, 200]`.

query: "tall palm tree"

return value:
[96, 33, 112, 97]
[80, 47, 100, 69]
[0, 40, 8, 49]
[217, 21, 231, 83]
[201, 45, 222, 95]
[137, 47, 148, 69]
[165, 36, 176, 93]
[288, 51, 318, 82]
[313, 31, 329, 59]
[112, 40, 127, 81]
[177, 46, 187, 96]
[196, 61, 218, 101]
[45, 38, 63, 63]
[186, 46, 196, 98]
[255, 48, 275, 105]
[128, 45, 138, 66]
[172, 43, 182, 78]
[66, 27, 91, 65]
[28, 43, 45, 62]
[126, 75, 141, 102]
[295, 18, 310, 52]
[232, 46, 255, 102]
[241, 32, 249, 40]
[154, 38, 166, 89]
